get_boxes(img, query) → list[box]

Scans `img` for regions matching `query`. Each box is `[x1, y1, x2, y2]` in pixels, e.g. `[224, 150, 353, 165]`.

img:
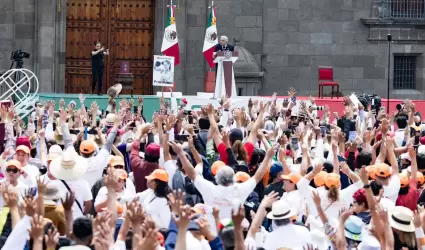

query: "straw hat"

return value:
[389, 206, 415, 232]
[49, 147, 88, 181]
[266, 200, 294, 220]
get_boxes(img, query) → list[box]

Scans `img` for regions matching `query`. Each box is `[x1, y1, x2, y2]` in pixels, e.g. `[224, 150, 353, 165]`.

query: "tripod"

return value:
[9, 59, 25, 103]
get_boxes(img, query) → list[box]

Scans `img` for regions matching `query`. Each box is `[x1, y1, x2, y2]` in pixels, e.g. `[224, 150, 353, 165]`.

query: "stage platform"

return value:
[37, 93, 425, 122]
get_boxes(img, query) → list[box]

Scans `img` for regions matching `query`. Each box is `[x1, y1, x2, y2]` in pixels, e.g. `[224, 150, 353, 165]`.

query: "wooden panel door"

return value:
[65, 0, 155, 95]
[109, 0, 155, 94]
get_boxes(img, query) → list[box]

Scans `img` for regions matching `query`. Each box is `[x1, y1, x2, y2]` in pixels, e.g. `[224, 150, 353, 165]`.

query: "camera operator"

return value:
[91, 41, 110, 95]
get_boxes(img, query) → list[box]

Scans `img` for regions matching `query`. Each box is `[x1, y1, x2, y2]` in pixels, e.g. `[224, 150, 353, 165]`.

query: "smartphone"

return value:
[176, 134, 189, 141]
[291, 96, 296, 102]
[0, 100, 11, 109]
[188, 115, 194, 124]
[348, 131, 357, 142]
[183, 110, 192, 116]
[337, 155, 347, 162]
[291, 137, 299, 151]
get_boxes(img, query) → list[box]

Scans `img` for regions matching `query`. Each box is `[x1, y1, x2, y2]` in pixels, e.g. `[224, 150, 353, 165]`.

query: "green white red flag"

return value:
[203, 3, 217, 68]
[161, 1, 180, 66]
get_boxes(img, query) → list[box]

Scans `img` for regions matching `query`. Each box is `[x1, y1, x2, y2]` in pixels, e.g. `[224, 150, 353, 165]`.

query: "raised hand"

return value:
[104, 169, 119, 190]
[288, 87, 297, 98]
[28, 214, 44, 241]
[261, 191, 280, 208]
[36, 176, 48, 195]
[61, 191, 75, 211]
[23, 196, 37, 217]
[44, 228, 59, 250]
[168, 141, 183, 155]
[167, 189, 185, 214]
[2, 186, 18, 208]
[172, 205, 191, 230]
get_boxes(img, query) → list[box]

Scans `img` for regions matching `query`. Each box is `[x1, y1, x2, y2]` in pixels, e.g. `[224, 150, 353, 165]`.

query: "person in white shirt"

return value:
[1, 145, 38, 187]
[374, 163, 400, 204]
[169, 141, 276, 234]
[95, 169, 136, 212]
[0, 160, 28, 207]
[48, 147, 92, 220]
[137, 169, 171, 229]
[280, 172, 305, 220]
[263, 200, 311, 249]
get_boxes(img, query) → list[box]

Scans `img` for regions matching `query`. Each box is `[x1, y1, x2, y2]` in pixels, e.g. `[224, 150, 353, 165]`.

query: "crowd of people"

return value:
[0, 88, 424, 250]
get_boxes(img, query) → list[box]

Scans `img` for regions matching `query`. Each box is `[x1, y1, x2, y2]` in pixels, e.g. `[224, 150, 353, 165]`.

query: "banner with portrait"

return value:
[152, 55, 175, 87]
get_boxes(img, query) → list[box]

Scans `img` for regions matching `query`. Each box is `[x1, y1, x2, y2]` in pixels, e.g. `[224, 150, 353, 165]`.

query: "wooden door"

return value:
[65, 0, 155, 94]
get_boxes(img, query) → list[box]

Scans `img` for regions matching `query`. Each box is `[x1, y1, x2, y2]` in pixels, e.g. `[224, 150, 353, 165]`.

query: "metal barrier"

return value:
[0, 69, 39, 119]
[377, 0, 425, 20]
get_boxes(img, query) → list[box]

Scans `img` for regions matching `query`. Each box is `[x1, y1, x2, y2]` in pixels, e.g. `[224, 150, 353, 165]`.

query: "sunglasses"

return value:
[6, 168, 19, 174]
[113, 165, 124, 170]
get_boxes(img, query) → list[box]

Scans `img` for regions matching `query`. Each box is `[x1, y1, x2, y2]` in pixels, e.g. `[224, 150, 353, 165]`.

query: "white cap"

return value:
[400, 152, 412, 162]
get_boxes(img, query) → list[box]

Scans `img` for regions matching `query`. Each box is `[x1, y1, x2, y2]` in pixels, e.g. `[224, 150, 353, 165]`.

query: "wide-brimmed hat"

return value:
[344, 215, 364, 241]
[389, 206, 415, 232]
[266, 200, 294, 220]
[357, 234, 381, 250]
[44, 182, 61, 205]
[49, 147, 88, 181]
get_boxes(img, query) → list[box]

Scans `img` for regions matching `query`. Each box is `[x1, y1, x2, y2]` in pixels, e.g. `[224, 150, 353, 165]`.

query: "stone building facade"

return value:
[1, 0, 425, 99]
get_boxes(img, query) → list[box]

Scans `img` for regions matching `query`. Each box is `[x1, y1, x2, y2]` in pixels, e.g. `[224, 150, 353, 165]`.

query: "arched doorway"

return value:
[65, 0, 155, 94]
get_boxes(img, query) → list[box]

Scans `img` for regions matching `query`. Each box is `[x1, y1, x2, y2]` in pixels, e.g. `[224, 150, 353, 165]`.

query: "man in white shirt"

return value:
[0, 160, 28, 207]
[47, 147, 92, 220]
[264, 200, 311, 249]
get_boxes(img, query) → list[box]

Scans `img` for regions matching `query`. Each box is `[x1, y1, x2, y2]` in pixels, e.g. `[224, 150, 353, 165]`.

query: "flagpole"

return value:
[208, 0, 217, 71]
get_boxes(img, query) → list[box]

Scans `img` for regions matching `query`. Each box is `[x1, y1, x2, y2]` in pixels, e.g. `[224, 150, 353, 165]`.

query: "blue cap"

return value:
[270, 162, 283, 178]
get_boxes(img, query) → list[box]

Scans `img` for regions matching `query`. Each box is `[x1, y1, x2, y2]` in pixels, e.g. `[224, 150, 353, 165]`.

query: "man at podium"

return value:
[213, 36, 238, 97]
[213, 36, 234, 78]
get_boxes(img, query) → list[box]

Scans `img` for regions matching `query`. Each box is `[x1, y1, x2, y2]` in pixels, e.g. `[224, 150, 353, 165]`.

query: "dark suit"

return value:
[214, 43, 235, 75]
[214, 43, 234, 52]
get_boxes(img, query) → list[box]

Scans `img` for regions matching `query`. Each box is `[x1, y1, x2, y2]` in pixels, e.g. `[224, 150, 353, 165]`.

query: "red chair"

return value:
[318, 66, 339, 99]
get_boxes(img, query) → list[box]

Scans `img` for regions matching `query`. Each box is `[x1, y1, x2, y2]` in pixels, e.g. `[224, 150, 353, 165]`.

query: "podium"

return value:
[214, 51, 238, 97]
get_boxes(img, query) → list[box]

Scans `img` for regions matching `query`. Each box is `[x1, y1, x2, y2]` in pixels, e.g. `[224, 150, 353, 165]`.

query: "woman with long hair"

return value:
[136, 169, 171, 229]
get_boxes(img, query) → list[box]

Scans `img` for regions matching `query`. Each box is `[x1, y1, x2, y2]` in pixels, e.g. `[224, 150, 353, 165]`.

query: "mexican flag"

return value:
[203, 5, 217, 68]
[161, 4, 180, 66]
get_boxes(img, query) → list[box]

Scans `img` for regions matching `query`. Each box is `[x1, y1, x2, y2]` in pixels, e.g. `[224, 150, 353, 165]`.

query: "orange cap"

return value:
[399, 174, 409, 188]
[109, 156, 125, 167]
[314, 171, 327, 187]
[145, 169, 168, 182]
[6, 160, 22, 170]
[416, 172, 424, 185]
[80, 140, 95, 154]
[365, 165, 377, 180]
[281, 173, 302, 184]
[375, 163, 391, 178]
[235, 172, 250, 183]
[116, 169, 128, 180]
[16, 145, 30, 154]
[324, 173, 341, 188]
[211, 161, 226, 176]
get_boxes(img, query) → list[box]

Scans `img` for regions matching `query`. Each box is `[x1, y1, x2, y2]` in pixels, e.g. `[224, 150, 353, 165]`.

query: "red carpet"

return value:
[276, 96, 425, 116]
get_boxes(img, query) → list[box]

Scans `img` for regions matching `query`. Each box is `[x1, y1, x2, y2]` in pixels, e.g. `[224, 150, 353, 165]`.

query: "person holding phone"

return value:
[91, 41, 109, 95]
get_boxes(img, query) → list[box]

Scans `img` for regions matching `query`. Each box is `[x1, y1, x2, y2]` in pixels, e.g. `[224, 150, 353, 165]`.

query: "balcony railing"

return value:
[377, 0, 425, 20]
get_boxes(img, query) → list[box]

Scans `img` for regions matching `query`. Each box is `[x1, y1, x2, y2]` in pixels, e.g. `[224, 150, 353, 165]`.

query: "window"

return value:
[393, 55, 416, 89]
[380, 0, 425, 19]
